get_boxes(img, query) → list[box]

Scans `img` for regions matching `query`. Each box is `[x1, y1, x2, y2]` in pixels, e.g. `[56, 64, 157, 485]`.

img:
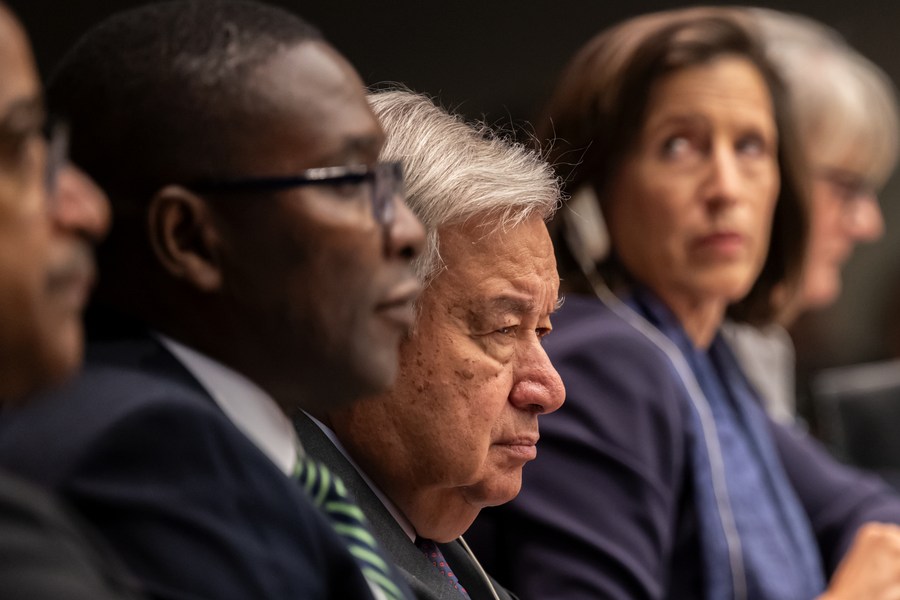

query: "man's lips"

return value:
[376, 279, 422, 331]
[495, 435, 539, 460]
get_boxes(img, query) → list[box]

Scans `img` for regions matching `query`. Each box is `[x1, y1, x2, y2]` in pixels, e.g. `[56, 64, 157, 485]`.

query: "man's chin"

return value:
[322, 341, 399, 407]
[461, 473, 523, 508]
[354, 353, 399, 399]
[4, 343, 81, 406]
[41, 327, 84, 386]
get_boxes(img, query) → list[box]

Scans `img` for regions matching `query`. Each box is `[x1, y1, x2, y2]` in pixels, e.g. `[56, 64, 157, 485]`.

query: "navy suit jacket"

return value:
[0, 334, 375, 600]
[0, 468, 145, 599]
[468, 294, 900, 600]
[296, 413, 515, 600]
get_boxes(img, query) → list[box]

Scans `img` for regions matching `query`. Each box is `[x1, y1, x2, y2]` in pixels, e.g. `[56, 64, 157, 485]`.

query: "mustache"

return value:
[45, 241, 96, 294]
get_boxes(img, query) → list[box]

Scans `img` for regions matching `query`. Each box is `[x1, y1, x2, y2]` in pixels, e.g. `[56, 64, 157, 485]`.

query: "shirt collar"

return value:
[158, 334, 302, 475]
[304, 411, 418, 543]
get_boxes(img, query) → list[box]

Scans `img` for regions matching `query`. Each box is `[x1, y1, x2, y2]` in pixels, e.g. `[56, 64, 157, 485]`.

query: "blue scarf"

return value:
[623, 288, 825, 600]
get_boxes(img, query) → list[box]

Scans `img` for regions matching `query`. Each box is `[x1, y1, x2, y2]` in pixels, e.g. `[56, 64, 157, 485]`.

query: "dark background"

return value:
[11, 0, 900, 373]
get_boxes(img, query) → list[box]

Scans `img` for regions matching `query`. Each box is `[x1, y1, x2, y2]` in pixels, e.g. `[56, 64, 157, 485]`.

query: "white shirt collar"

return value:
[304, 412, 418, 543]
[158, 334, 302, 475]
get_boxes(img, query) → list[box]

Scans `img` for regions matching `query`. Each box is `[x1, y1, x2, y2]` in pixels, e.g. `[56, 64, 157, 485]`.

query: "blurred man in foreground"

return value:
[0, 3, 143, 597]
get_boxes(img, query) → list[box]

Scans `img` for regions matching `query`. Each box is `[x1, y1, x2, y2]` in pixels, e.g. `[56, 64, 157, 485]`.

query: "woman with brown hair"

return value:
[470, 8, 900, 600]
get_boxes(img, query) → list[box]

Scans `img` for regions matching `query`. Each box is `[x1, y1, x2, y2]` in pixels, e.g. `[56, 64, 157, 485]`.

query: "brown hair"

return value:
[542, 8, 808, 324]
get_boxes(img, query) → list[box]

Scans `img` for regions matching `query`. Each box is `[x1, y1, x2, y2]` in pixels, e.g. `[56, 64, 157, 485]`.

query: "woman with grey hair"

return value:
[724, 8, 900, 423]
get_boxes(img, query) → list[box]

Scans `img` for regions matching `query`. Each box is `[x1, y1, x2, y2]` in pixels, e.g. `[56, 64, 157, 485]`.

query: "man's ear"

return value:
[147, 185, 224, 292]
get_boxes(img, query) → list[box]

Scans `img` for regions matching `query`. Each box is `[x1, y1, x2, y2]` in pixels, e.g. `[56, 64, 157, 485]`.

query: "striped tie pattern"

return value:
[294, 455, 405, 600]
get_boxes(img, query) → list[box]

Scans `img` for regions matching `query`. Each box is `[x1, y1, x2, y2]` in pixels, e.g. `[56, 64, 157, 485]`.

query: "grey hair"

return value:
[367, 89, 561, 285]
[749, 8, 899, 187]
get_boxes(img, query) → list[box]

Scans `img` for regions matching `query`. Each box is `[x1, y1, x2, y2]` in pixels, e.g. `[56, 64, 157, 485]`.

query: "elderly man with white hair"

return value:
[297, 89, 565, 600]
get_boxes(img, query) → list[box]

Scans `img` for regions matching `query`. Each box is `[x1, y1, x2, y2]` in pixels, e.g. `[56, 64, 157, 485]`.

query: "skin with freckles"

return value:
[329, 215, 565, 542]
[606, 55, 779, 348]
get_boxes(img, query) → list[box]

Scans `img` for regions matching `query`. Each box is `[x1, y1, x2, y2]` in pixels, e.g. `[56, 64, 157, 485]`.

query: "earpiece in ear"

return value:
[563, 184, 610, 281]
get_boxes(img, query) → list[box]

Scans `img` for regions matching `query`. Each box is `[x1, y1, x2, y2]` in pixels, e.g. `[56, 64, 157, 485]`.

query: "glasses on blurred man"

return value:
[188, 161, 405, 229]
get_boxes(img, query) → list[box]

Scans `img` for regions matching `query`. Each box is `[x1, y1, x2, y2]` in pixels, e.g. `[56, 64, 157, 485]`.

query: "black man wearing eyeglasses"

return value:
[0, 2, 424, 599]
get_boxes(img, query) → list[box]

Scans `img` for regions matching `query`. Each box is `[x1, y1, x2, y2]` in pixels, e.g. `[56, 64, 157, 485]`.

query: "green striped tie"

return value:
[294, 455, 405, 600]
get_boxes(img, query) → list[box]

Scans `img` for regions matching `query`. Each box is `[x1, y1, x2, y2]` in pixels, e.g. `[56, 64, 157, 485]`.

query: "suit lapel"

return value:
[295, 413, 514, 600]
[294, 414, 447, 598]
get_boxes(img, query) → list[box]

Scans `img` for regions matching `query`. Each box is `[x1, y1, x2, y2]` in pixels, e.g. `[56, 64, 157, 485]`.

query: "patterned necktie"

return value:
[294, 455, 405, 600]
[416, 537, 471, 599]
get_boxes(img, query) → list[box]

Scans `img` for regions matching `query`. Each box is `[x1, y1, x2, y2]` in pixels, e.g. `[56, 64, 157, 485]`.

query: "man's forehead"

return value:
[248, 41, 382, 168]
[0, 10, 39, 113]
[313, 130, 384, 168]
[460, 287, 561, 318]
[484, 294, 536, 314]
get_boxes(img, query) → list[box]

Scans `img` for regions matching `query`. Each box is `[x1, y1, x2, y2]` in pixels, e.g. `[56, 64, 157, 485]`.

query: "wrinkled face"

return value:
[0, 10, 109, 403]
[333, 216, 565, 516]
[212, 42, 423, 409]
[606, 56, 780, 312]
[802, 150, 884, 309]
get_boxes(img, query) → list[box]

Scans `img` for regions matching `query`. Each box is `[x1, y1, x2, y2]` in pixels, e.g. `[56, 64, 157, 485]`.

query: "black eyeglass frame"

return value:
[187, 161, 404, 227]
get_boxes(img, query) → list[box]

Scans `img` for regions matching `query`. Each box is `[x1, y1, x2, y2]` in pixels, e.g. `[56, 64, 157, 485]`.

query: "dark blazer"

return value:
[0, 334, 375, 600]
[0, 468, 145, 599]
[468, 293, 900, 600]
[296, 413, 515, 600]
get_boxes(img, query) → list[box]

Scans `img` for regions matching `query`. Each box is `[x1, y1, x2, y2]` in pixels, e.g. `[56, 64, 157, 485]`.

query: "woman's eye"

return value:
[536, 327, 552, 339]
[736, 134, 767, 157]
[828, 177, 868, 203]
[661, 135, 694, 159]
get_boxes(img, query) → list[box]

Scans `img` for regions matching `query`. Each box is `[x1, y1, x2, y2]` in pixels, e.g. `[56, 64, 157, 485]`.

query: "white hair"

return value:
[750, 8, 899, 187]
[367, 89, 561, 285]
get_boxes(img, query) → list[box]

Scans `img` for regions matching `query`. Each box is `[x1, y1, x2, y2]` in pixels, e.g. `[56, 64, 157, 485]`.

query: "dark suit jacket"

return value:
[296, 413, 515, 600]
[467, 294, 900, 600]
[0, 334, 375, 600]
[0, 468, 145, 599]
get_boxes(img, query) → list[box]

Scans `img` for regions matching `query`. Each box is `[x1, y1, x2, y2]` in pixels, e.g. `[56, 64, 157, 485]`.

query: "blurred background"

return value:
[12, 0, 900, 416]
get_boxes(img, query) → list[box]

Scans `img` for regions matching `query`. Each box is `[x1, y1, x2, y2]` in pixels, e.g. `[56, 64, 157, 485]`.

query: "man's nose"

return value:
[509, 339, 565, 414]
[384, 193, 425, 261]
[50, 164, 110, 243]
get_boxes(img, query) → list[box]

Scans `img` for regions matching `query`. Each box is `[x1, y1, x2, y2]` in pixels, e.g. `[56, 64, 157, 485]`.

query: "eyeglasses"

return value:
[0, 106, 69, 203]
[188, 161, 404, 227]
[43, 119, 70, 198]
[815, 167, 877, 207]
